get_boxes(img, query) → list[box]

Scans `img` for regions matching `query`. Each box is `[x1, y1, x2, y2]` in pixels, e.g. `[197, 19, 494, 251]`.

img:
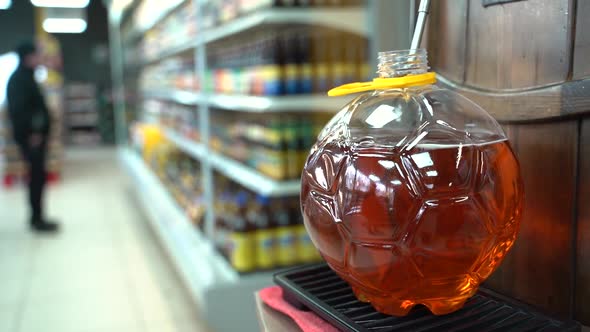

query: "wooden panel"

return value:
[575, 118, 590, 324]
[573, 0, 590, 79]
[435, 75, 590, 122]
[563, 79, 590, 116]
[485, 120, 578, 317]
[425, 0, 468, 85]
[464, 0, 571, 90]
[437, 75, 563, 122]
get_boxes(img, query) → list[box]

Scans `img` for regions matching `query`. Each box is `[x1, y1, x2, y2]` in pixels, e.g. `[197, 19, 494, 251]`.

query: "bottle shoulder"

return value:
[318, 85, 507, 149]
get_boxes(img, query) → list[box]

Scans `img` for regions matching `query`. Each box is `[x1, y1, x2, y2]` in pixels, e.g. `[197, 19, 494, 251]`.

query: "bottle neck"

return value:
[377, 49, 429, 78]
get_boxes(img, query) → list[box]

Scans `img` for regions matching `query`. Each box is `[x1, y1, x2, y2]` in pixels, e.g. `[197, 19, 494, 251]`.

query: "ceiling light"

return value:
[42, 18, 87, 33]
[31, 0, 89, 8]
[0, 0, 11, 10]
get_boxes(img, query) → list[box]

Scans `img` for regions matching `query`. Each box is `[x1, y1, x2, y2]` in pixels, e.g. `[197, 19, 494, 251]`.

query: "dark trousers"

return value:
[17, 140, 47, 223]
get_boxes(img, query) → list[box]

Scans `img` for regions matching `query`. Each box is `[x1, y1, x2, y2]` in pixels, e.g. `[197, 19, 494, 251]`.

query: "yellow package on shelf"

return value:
[134, 124, 165, 162]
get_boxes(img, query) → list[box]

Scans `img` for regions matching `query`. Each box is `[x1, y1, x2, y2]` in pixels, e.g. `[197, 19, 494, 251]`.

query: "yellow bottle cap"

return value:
[327, 72, 437, 97]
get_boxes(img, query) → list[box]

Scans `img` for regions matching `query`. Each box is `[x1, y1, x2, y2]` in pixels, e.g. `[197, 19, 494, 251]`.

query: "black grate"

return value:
[274, 263, 581, 332]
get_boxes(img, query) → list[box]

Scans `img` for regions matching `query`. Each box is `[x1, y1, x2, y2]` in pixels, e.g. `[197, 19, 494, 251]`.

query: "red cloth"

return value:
[259, 286, 340, 332]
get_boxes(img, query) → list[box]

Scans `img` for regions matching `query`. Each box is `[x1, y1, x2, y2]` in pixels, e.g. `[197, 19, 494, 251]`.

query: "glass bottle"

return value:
[300, 49, 524, 316]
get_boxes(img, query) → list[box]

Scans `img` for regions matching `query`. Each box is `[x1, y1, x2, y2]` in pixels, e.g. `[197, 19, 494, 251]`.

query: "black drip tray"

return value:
[274, 263, 580, 332]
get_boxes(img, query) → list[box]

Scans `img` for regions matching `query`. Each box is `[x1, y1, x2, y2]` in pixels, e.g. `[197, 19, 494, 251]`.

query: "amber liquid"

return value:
[301, 139, 523, 316]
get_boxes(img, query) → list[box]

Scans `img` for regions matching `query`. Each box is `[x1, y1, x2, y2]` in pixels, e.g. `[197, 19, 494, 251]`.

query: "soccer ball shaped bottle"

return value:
[300, 49, 524, 316]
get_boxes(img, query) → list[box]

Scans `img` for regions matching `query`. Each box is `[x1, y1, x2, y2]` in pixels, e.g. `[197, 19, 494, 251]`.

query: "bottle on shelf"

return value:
[227, 191, 256, 272]
[250, 195, 276, 269]
[329, 31, 347, 87]
[257, 114, 287, 179]
[273, 198, 298, 266]
[263, 31, 284, 96]
[186, 161, 205, 228]
[298, 117, 315, 172]
[215, 197, 229, 253]
[295, 27, 313, 94]
[357, 34, 371, 82]
[282, 28, 299, 95]
[312, 29, 331, 93]
[290, 197, 321, 263]
[283, 115, 300, 179]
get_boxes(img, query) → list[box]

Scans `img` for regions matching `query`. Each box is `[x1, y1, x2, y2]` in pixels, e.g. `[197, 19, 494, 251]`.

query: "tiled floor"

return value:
[0, 148, 209, 332]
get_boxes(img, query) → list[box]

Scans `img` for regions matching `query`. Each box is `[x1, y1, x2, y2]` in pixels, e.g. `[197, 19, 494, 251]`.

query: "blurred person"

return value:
[6, 41, 59, 232]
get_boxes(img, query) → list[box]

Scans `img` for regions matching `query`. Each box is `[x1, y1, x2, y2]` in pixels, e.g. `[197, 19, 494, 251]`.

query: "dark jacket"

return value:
[6, 65, 50, 145]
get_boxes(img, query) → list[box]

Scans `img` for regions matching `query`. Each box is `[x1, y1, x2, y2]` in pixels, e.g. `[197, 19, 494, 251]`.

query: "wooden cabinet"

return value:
[489, 121, 578, 317]
[424, 0, 590, 323]
[576, 119, 590, 321]
[574, 1, 590, 79]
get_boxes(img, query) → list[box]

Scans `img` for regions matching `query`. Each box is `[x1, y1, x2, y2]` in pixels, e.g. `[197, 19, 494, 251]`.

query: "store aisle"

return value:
[0, 148, 209, 332]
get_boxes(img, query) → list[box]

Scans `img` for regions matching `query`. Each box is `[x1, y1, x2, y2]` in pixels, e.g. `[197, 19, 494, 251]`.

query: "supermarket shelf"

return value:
[142, 89, 202, 105]
[67, 113, 99, 126]
[138, 7, 367, 65]
[209, 152, 301, 197]
[119, 148, 285, 331]
[208, 93, 351, 112]
[163, 129, 301, 197]
[202, 7, 368, 44]
[124, 0, 185, 44]
[69, 132, 102, 145]
[142, 38, 198, 65]
[119, 148, 238, 301]
[143, 89, 351, 112]
[163, 129, 206, 159]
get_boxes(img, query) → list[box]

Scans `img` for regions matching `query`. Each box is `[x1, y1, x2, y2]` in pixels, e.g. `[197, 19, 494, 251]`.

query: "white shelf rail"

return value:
[163, 129, 301, 197]
[143, 89, 352, 112]
[142, 89, 202, 105]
